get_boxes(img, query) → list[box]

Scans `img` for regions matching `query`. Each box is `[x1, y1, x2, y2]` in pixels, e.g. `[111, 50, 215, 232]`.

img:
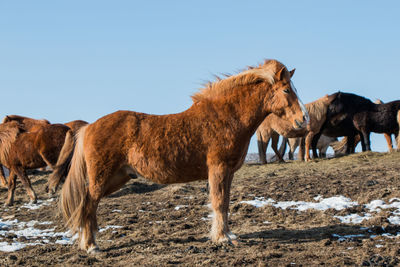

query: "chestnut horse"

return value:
[60, 59, 309, 253]
[0, 115, 51, 188]
[0, 122, 70, 205]
[256, 94, 335, 163]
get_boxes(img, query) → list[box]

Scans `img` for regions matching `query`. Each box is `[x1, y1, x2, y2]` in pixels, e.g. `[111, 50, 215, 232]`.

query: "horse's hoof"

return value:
[229, 239, 239, 246]
[29, 199, 37, 205]
[4, 202, 13, 207]
[87, 246, 100, 254]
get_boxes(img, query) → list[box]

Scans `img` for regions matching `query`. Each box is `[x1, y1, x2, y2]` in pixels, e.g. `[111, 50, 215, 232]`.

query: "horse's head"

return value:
[327, 92, 346, 117]
[266, 63, 309, 129]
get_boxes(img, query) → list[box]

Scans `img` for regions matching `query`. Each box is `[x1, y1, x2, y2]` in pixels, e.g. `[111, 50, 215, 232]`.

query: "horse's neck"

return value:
[189, 91, 269, 137]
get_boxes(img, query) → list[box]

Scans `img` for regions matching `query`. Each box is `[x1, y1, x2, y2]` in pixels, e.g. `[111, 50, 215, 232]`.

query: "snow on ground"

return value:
[0, 218, 74, 252]
[0, 199, 121, 252]
[240, 195, 400, 240]
[2, 192, 400, 252]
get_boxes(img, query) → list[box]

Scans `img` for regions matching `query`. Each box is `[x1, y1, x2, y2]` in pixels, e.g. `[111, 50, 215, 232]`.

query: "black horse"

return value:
[312, 92, 400, 155]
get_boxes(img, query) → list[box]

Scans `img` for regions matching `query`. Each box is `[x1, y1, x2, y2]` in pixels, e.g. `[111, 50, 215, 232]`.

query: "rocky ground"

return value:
[1, 151, 400, 266]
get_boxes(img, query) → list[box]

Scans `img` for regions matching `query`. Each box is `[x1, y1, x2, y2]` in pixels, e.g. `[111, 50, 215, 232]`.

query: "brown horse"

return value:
[0, 115, 51, 188]
[0, 122, 70, 205]
[47, 120, 89, 195]
[60, 59, 309, 253]
[256, 94, 335, 163]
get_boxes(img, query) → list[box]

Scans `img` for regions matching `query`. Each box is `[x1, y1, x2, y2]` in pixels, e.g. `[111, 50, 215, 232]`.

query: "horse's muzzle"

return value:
[294, 119, 306, 129]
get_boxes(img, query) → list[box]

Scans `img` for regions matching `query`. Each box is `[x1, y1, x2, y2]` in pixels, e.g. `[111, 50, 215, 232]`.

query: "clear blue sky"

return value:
[1, 1, 399, 153]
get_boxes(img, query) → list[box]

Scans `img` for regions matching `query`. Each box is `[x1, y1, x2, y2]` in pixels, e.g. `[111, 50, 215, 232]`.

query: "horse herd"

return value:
[0, 59, 399, 254]
[257, 93, 400, 163]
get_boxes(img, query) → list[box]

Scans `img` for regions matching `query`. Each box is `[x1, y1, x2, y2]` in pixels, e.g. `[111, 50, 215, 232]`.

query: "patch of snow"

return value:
[174, 205, 187, 211]
[334, 213, 372, 224]
[240, 196, 357, 211]
[0, 218, 76, 252]
[99, 225, 123, 233]
[19, 198, 55, 210]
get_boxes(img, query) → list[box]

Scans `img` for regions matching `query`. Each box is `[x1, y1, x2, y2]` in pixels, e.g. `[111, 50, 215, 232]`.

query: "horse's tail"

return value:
[256, 129, 267, 164]
[60, 125, 89, 235]
[330, 137, 348, 155]
[47, 129, 75, 194]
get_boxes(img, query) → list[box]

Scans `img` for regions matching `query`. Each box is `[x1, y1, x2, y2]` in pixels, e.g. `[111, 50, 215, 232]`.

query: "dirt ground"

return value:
[1, 151, 400, 266]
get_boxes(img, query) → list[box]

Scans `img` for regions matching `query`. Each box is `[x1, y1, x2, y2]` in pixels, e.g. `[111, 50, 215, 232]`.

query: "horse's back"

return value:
[84, 110, 209, 184]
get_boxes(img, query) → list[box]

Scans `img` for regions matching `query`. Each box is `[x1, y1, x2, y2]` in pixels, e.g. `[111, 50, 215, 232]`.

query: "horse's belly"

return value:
[134, 161, 208, 184]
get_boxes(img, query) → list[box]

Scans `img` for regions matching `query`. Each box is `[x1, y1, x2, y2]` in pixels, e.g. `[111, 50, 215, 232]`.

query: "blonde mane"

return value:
[305, 95, 331, 122]
[0, 122, 22, 165]
[191, 60, 281, 103]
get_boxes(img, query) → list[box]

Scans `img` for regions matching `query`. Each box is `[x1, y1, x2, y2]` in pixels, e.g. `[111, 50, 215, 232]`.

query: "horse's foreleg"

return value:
[271, 133, 284, 162]
[5, 171, 17, 206]
[287, 138, 295, 160]
[13, 167, 37, 204]
[256, 131, 269, 164]
[384, 133, 394, 152]
[298, 137, 305, 161]
[360, 131, 371, 151]
[304, 132, 315, 161]
[0, 165, 7, 188]
[311, 133, 321, 158]
[208, 165, 235, 244]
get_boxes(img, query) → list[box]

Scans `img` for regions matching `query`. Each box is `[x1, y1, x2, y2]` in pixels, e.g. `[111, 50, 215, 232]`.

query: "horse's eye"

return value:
[283, 88, 290, 94]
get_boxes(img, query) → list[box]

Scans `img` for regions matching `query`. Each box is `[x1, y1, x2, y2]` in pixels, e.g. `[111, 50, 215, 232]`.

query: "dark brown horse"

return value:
[60, 59, 309, 253]
[0, 122, 70, 205]
[313, 92, 400, 153]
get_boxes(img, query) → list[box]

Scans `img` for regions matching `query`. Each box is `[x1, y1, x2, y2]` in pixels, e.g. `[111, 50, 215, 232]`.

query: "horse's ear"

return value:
[327, 93, 338, 103]
[289, 68, 295, 78]
[276, 67, 286, 81]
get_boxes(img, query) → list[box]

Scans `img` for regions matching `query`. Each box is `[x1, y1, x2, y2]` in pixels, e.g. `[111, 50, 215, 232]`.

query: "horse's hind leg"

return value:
[346, 135, 356, 154]
[80, 195, 100, 253]
[5, 171, 17, 206]
[0, 165, 7, 188]
[383, 133, 393, 152]
[395, 132, 400, 151]
[13, 167, 37, 204]
[208, 164, 235, 244]
[80, 166, 133, 253]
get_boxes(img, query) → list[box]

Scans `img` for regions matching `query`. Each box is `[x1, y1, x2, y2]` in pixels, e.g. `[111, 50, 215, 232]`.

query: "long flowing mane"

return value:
[191, 60, 279, 103]
[0, 122, 22, 164]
